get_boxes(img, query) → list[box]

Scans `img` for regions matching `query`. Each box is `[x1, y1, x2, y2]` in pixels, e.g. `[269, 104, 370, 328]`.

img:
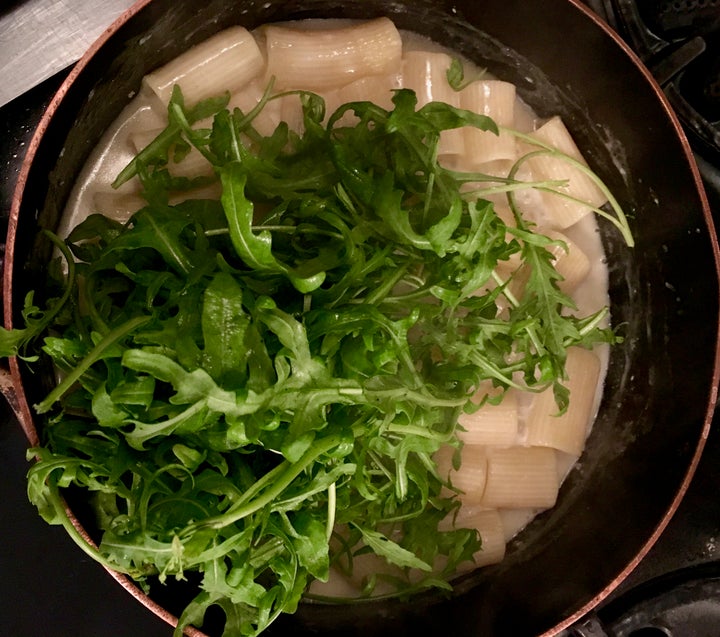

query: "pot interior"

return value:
[7, 0, 718, 635]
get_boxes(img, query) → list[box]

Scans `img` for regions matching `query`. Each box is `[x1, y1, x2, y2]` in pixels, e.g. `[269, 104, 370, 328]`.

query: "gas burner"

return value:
[588, 0, 720, 162]
[602, 563, 720, 637]
[635, 0, 720, 42]
[565, 562, 720, 637]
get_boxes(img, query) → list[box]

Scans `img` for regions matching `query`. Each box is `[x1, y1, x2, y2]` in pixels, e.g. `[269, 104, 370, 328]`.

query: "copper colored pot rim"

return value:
[3, 0, 720, 635]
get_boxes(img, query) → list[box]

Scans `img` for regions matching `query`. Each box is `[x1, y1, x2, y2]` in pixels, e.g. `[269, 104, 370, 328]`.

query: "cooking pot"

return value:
[4, 0, 719, 635]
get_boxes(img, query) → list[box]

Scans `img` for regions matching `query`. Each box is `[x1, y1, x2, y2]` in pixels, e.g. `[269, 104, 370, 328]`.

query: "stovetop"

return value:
[1, 2, 719, 636]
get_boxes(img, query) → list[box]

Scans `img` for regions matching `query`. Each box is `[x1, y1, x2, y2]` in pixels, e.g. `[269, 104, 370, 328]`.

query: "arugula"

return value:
[4, 82, 632, 637]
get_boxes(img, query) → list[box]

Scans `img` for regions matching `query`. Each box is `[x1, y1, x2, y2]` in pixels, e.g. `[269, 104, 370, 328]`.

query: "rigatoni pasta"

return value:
[401, 50, 464, 157]
[143, 26, 264, 107]
[525, 346, 603, 456]
[130, 129, 214, 178]
[457, 80, 517, 166]
[263, 17, 402, 90]
[60, 17, 615, 596]
[481, 446, 560, 509]
[439, 507, 507, 570]
[523, 116, 609, 228]
[457, 390, 519, 446]
[544, 230, 592, 293]
[226, 80, 285, 137]
[435, 444, 489, 505]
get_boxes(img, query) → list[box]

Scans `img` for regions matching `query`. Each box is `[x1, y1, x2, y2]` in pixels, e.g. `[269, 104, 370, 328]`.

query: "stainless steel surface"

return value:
[0, 0, 137, 107]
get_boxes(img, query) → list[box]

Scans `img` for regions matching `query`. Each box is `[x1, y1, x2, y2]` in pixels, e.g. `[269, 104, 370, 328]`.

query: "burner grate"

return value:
[600, 564, 720, 637]
[603, 0, 720, 160]
[679, 31, 720, 123]
[637, 0, 720, 41]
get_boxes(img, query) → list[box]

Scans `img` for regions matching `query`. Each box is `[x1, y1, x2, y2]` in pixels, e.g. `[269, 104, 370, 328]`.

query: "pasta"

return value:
[544, 230, 592, 293]
[435, 444, 489, 505]
[225, 80, 285, 137]
[481, 446, 560, 509]
[456, 390, 519, 446]
[507, 230, 592, 298]
[61, 17, 614, 594]
[457, 80, 517, 165]
[263, 17, 403, 90]
[130, 129, 214, 178]
[143, 26, 264, 107]
[439, 507, 506, 570]
[524, 116, 609, 228]
[401, 50, 464, 157]
[525, 346, 603, 456]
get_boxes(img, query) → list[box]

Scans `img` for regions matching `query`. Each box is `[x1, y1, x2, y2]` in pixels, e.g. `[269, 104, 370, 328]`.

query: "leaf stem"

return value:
[34, 315, 151, 414]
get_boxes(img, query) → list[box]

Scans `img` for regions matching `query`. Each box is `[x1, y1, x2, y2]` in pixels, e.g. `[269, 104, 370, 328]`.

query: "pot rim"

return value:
[536, 6, 720, 633]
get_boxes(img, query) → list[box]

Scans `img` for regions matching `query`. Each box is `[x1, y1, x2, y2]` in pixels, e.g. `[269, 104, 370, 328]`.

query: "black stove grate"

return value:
[636, 0, 720, 41]
[589, 0, 720, 161]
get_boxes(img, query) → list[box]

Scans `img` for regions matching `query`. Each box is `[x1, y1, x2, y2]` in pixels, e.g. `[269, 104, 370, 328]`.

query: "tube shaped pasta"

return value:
[130, 129, 214, 179]
[481, 446, 559, 509]
[264, 18, 402, 90]
[457, 80, 517, 166]
[440, 507, 506, 571]
[401, 50, 463, 157]
[504, 229, 591, 300]
[168, 182, 223, 205]
[92, 192, 145, 224]
[524, 116, 608, 229]
[402, 50, 457, 107]
[435, 444, 488, 504]
[324, 72, 402, 125]
[465, 508, 507, 569]
[544, 230, 591, 293]
[457, 390, 519, 446]
[143, 26, 265, 107]
[227, 81, 285, 137]
[525, 346, 602, 456]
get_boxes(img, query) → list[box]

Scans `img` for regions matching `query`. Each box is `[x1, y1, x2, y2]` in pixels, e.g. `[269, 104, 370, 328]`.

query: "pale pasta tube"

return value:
[402, 50, 457, 107]
[263, 18, 402, 91]
[334, 72, 402, 108]
[130, 129, 214, 179]
[401, 50, 463, 157]
[481, 446, 559, 509]
[464, 508, 506, 569]
[457, 80, 516, 165]
[307, 566, 361, 598]
[502, 229, 591, 300]
[226, 80, 285, 137]
[143, 26, 265, 108]
[525, 346, 602, 456]
[342, 550, 403, 596]
[524, 116, 608, 229]
[497, 508, 538, 542]
[435, 444, 488, 504]
[168, 182, 222, 205]
[544, 230, 591, 293]
[457, 390, 519, 446]
[93, 183, 222, 223]
[324, 72, 402, 125]
[92, 191, 146, 224]
[439, 506, 506, 571]
[277, 93, 307, 136]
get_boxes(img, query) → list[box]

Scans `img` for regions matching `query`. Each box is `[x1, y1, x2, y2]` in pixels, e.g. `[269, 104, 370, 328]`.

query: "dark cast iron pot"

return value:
[4, 0, 720, 635]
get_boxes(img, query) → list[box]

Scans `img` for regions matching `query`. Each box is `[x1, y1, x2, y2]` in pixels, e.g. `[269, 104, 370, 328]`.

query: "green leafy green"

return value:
[3, 79, 632, 637]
